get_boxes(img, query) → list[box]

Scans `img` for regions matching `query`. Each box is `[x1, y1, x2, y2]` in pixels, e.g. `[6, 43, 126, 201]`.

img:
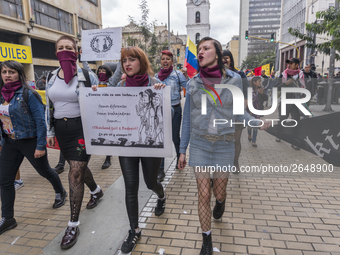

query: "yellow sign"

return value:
[36, 90, 46, 105]
[0, 42, 33, 64]
[262, 63, 271, 76]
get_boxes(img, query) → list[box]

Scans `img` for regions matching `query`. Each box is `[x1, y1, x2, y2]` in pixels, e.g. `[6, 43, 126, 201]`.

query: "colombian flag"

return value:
[184, 37, 198, 78]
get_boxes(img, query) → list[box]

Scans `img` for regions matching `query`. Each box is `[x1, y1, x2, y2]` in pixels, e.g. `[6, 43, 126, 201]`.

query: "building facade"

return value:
[186, 0, 210, 44]
[226, 35, 239, 68]
[0, 0, 102, 84]
[238, 0, 281, 67]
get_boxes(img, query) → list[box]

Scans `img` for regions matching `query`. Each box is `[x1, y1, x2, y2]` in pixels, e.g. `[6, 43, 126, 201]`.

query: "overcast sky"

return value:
[101, 0, 240, 45]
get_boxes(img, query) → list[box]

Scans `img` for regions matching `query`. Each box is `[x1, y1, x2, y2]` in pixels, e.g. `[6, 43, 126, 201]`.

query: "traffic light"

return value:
[245, 30, 248, 40]
[177, 49, 180, 57]
[270, 33, 275, 42]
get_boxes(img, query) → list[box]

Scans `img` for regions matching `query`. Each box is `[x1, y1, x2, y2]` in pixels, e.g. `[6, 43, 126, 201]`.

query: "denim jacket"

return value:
[45, 65, 99, 137]
[155, 70, 187, 106]
[0, 88, 46, 150]
[179, 69, 258, 154]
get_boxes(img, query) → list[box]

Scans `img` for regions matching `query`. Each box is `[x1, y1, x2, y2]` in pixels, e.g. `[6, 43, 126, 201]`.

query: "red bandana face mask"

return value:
[57, 51, 78, 84]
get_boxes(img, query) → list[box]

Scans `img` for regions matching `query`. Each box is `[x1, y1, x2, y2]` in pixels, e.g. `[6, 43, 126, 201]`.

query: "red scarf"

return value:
[126, 73, 149, 87]
[158, 66, 173, 81]
[57, 51, 77, 84]
[1, 81, 22, 102]
[282, 68, 305, 88]
[200, 65, 222, 86]
[98, 73, 108, 82]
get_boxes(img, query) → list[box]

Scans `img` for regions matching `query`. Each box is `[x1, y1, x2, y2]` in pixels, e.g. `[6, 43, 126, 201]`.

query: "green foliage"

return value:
[241, 49, 276, 70]
[288, 1, 340, 60]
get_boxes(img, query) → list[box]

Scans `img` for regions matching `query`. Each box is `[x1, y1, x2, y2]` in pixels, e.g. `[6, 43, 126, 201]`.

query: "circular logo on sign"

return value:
[90, 35, 113, 53]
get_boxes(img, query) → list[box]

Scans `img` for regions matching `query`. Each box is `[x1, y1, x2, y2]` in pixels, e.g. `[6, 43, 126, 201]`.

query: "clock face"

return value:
[193, 0, 203, 5]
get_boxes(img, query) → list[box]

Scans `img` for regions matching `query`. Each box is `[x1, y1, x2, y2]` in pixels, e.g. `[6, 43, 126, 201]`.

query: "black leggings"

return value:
[0, 137, 64, 218]
[119, 157, 164, 230]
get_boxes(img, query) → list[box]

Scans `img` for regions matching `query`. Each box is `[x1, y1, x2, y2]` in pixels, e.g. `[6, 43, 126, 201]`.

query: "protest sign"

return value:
[79, 87, 172, 157]
[81, 27, 122, 61]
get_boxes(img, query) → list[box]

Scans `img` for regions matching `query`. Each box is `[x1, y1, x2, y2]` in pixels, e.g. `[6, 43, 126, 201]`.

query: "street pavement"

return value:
[0, 104, 340, 255]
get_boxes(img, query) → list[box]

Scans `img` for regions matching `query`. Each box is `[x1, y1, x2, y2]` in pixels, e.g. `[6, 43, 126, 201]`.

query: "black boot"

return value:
[157, 168, 165, 182]
[213, 199, 225, 220]
[0, 218, 17, 235]
[200, 233, 213, 255]
[102, 156, 111, 169]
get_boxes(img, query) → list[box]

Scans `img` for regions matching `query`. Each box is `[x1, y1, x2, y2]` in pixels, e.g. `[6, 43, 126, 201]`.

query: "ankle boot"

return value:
[102, 156, 111, 169]
[200, 233, 213, 255]
[157, 168, 165, 182]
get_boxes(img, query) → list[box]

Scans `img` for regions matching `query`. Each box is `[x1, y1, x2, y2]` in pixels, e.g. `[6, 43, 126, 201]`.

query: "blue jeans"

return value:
[160, 105, 182, 169]
[248, 127, 258, 143]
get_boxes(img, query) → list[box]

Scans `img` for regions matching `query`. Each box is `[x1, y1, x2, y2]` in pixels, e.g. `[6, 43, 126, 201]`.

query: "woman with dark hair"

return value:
[247, 76, 268, 147]
[0, 60, 66, 235]
[178, 37, 270, 255]
[222, 49, 249, 174]
[45, 35, 103, 249]
[155, 50, 187, 181]
[117, 46, 166, 253]
[85, 60, 122, 169]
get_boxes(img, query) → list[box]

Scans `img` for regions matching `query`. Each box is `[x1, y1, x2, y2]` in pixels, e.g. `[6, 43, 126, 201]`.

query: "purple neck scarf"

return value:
[126, 73, 149, 87]
[1, 81, 22, 102]
[200, 65, 222, 86]
[98, 73, 108, 82]
[158, 66, 173, 81]
[57, 51, 77, 84]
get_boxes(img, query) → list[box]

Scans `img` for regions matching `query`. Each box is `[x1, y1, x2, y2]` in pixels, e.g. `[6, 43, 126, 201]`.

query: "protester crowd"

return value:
[0, 33, 331, 255]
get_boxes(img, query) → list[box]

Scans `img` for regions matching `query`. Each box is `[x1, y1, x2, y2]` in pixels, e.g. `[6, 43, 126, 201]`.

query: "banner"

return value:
[254, 63, 271, 76]
[0, 42, 32, 63]
[81, 27, 122, 61]
[266, 112, 340, 167]
[79, 87, 173, 157]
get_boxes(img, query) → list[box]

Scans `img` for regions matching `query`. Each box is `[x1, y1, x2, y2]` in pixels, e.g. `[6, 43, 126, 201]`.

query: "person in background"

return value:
[46, 35, 103, 249]
[247, 77, 268, 147]
[303, 64, 317, 105]
[275, 58, 305, 150]
[265, 70, 277, 107]
[0, 60, 67, 235]
[36, 76, 46, 90]
[154, 50, 187, 181]
[222, 50, 248, 174]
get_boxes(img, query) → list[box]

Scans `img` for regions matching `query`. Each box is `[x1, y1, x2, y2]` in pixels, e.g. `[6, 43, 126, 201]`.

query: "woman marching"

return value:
[154, 50, 187, 181]
[45, 35, 103, 249]
[115, 46, 166, 253]
[0, 60, 67, 235]
[222, 50, 249, 173]
[82, 58, 122, 169]
[178, 37, 270, 255]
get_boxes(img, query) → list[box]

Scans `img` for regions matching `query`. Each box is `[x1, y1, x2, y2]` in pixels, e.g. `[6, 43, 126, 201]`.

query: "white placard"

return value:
[79, 87, 173, 157]
[81, 27, 122, 61]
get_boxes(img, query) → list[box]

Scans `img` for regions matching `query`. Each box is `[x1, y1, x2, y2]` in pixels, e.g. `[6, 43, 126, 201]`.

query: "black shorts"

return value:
[54, 117, 90, 162]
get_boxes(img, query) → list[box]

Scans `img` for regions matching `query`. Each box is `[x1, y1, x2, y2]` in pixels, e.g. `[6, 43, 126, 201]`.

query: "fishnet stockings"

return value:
[68, 160, 97, 222]
[195, 168, 229, 232]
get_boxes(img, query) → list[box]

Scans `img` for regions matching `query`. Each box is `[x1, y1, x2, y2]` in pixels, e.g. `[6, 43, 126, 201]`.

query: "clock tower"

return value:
[186, 0, 210, 45]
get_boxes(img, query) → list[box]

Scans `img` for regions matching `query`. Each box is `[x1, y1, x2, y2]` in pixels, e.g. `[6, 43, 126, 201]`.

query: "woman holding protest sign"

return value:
[154, 50, 187, 181]
[178, 37, 271, 255]
[116, 46, 167, 254]
[45, 35, 103, 249]
[0, 60, 66, 235]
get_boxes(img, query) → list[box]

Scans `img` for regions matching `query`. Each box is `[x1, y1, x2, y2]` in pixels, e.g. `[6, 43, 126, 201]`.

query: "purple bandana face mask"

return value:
[57, 51, 77, 84]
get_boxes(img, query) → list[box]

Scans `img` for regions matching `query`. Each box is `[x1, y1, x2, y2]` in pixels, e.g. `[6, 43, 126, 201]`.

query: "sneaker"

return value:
[0, 218, 17, 235]
[154, 196, 166, 216]
[121, 229, 141, 253]
[14, 180, 24, 190]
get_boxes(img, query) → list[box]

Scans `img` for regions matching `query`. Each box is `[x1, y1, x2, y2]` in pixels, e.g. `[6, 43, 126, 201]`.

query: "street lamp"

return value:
[27, 18, 35, 33]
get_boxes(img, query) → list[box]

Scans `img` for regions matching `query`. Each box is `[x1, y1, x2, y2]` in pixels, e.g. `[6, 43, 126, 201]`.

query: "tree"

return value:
[288, 1, 340, 60]
[240, 49, 276, 70]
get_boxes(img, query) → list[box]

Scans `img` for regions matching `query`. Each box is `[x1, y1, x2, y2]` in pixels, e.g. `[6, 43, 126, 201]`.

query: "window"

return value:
[30, 0, 73, 34]
[78, 17, 99, 35]
[87, 0, 97, 4]
[195, 33, 200, 44]
[0, 0, 24, 20]
[195, 11, 200, 23]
